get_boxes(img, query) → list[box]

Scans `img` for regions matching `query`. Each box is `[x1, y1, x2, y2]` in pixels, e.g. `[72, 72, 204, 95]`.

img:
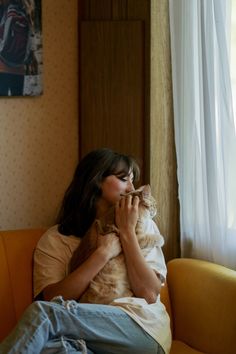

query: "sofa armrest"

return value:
[0, 229, 44, 341]
[167, 258, 236, 354]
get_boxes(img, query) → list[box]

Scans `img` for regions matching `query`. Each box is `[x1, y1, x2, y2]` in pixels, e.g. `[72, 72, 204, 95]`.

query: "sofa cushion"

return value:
[171, 340, 205, 354]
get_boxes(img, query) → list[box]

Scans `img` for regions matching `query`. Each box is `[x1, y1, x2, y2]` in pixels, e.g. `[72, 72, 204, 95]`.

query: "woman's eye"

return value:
[119, 177, 128, 182]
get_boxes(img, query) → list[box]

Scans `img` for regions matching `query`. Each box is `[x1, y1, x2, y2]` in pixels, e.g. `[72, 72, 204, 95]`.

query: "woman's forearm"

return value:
[120, 231, 162, 303]
[43, 247, 109, 301]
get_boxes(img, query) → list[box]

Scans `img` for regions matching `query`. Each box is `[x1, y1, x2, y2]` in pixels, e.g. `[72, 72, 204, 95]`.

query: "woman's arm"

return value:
[43, 233, 121, 301]
[116, 195, 162, 304]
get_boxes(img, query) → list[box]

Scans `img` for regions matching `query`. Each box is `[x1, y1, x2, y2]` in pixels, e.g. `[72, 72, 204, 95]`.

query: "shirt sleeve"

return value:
[33, 226, 79, 298]
[143, 220, 167, 283]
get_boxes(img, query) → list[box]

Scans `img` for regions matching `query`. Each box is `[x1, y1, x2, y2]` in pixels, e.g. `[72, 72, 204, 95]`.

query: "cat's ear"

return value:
[142, 184, 151, 195]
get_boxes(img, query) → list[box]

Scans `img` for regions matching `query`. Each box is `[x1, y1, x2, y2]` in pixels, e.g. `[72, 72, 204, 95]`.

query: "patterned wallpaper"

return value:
[0, 0, 79, 230]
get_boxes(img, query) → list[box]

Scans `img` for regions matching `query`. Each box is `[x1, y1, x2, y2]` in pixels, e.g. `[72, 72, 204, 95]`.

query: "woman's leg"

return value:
[0, 297, 164, 354]
[41, 336, 94, 354]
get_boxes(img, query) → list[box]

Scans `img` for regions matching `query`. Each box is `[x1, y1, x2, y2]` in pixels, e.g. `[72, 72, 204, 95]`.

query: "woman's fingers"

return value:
[119, 194, 138, 208]
[125, 195, 132, 207]
[132, 195, 140, 207]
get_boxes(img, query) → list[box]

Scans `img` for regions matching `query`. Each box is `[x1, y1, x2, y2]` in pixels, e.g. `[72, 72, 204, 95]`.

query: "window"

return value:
[231, 0, 236, 124]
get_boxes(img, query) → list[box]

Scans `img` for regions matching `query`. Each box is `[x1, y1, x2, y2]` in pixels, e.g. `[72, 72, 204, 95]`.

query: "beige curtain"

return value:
[150, 0, 180, 261]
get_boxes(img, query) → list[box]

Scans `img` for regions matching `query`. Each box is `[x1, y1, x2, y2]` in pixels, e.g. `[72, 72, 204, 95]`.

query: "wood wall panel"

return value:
[127, 0, 150, 180]
[80, 1, 90, 18]
[80, 21, 145, 180]
[127, 0, 149, 19]
[90, 0, 112, 19]
[112, 0, 127, 19]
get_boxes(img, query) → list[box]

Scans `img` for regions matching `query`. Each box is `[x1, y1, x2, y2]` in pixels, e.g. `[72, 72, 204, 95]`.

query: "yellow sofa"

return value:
[1, 229, 236, 354]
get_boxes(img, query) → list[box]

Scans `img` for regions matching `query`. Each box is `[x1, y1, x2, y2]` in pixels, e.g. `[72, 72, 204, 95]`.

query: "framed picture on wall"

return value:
[0, 0, 43, 97]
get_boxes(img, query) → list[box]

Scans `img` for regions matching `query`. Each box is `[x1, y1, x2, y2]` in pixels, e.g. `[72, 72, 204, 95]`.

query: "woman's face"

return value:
[99, 172, 134, 206]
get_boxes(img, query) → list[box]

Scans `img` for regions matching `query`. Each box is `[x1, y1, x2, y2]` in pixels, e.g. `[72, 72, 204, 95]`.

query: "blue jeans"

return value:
[0, 297, 164, 354]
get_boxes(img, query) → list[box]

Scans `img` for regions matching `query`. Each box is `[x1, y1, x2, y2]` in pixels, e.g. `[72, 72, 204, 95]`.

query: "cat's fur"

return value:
[70, 184, 162, 304]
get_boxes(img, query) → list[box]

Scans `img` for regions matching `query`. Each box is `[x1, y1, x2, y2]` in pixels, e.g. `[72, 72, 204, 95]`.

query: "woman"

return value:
[0, 148, 171, 354]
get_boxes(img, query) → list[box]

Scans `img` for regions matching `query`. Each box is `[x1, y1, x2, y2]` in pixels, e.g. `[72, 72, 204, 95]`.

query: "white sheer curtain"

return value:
[169, 0, 236, 269]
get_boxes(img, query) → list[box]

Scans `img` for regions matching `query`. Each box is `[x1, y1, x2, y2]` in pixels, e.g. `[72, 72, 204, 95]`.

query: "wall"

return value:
[0, 0, 79, 230]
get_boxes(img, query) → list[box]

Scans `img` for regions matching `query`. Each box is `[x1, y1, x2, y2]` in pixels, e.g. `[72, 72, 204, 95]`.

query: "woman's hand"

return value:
[115, 195, 140, 237]
[43, 232, 121, 301]
[115, 195, 161, 303]
[97, 232, 122, 260]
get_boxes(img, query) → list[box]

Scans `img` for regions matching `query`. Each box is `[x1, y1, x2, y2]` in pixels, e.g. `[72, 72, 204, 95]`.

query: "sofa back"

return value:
[0, 229, 44, 341]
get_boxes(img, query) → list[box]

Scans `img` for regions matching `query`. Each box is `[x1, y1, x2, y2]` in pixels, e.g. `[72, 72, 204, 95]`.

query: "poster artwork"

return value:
[0, 0, 43, 96]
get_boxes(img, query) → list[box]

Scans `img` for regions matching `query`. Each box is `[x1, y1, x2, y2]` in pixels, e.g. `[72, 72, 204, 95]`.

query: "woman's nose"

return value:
[126, 179, 134, 193]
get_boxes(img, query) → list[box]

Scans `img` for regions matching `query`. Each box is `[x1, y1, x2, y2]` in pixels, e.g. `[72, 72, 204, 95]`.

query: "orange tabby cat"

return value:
[70, 184, 162, 304]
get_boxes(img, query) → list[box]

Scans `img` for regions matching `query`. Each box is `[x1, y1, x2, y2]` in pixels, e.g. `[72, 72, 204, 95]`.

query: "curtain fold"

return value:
[169, 0, 236, 269]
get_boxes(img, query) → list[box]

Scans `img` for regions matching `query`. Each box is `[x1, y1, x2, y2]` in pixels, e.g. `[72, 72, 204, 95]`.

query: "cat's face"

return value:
[124, 185, 157, 218]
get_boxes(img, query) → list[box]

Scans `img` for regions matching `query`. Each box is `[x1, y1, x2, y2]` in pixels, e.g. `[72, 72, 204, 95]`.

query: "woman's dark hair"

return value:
[57, 148, 140, 238]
